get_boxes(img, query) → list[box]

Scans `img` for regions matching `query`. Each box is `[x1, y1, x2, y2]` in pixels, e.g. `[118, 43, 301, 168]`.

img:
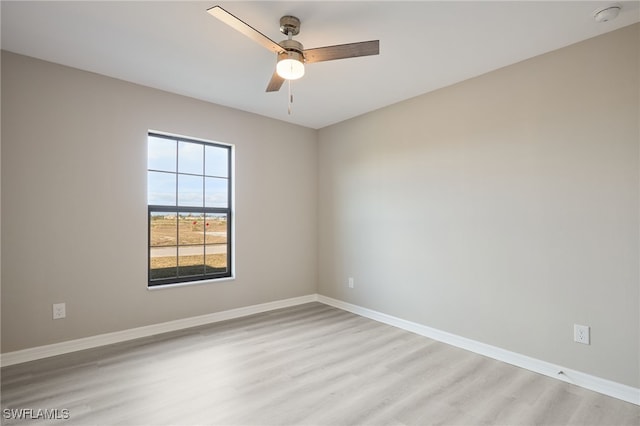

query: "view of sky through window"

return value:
[147, 136, 229, 208]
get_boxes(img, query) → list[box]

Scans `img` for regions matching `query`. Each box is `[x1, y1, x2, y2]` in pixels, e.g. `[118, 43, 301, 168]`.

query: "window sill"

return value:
[147, 275, 236, 290]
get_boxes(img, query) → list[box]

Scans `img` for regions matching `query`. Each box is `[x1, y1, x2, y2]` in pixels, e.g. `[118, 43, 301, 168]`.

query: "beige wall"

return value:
[1, 51, 317, 352]
[318, 24, 639, 387]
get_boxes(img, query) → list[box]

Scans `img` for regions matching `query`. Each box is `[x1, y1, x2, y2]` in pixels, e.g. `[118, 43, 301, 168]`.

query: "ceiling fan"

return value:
[207, 5, 380, 93]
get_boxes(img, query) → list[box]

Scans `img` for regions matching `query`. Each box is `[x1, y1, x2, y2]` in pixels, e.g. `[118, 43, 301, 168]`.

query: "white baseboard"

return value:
[0, 294, 318, 367]
[317, 294, 640, 406]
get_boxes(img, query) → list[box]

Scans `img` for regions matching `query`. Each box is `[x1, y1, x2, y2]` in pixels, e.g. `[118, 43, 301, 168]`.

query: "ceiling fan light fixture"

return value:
[276, 51, 305, 80]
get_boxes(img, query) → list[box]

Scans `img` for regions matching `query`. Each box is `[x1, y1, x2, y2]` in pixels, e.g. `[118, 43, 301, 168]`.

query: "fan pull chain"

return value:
[288, 79, 293, 115]
[287, 30, 292, 115]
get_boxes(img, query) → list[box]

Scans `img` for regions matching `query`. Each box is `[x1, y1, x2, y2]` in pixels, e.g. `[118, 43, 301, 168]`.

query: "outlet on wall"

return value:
[574, 324, 590, 345]
[53, 303, 66, 320]
[348, 277, 354, 289]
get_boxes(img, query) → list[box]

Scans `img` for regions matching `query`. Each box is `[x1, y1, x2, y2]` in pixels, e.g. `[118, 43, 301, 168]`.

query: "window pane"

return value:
[205, 145, 228, 177]
[205, 213, 227, 245]
[178, 212, 204, 246]
[150, 212, 177, 247]
[205, 213, 228, 274]
[205, 246, 228, 275]
[178, 245, 204, 277]
[178, 141, 203, 175]
[148, 171, 176, 205]
[150, 249, 178, 281]
[205, 177, 228, 208]
[148, 136, 176, 172]
[150, 212, 177, 281]
[178, 174, 203, 207]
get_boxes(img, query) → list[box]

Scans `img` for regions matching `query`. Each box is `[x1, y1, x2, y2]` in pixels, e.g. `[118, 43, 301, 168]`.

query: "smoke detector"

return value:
[593, 4, 622, 22]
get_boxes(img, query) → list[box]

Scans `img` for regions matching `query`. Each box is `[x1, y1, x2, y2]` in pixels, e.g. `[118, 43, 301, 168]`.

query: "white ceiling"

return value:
[2, 1, 639, 129]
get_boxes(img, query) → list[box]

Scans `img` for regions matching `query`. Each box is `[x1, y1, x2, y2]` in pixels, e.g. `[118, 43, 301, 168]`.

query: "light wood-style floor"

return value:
[1, 302, 639, 425]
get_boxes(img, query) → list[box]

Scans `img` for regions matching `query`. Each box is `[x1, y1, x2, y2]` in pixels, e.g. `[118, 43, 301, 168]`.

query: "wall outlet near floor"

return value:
[53, 303, 66, 320]
[574, 324, 590, 345]
[348, 277, 354, 289]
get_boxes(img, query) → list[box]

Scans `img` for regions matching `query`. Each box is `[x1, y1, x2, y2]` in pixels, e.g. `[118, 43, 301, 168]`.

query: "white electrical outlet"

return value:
[574, 324, 590, 345]
[53, 303, 66, 320]
[348, 277, 354, 289]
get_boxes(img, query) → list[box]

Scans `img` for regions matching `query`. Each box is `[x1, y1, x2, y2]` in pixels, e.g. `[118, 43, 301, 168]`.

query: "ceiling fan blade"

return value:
[207, 6, 284, 54]
[303, 40, 379, 64]
[266, 69, 285, 92]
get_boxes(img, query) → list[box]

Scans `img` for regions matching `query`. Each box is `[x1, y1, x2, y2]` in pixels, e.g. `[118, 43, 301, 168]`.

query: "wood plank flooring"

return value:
[2, 302, 639, 425]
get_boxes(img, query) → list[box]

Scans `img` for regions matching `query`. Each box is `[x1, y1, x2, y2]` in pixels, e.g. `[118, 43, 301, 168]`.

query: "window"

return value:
[147, 133, 232, 287]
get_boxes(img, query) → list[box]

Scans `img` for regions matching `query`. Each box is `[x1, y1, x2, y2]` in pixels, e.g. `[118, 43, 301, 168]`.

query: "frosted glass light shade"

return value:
[276, 53, 305, 80]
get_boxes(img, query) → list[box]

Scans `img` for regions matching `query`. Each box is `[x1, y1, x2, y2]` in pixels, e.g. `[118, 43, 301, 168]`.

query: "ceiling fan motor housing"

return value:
[280, 15, 301, 36]
[279, 39, 304, 53]
[278, 39, 305, 63]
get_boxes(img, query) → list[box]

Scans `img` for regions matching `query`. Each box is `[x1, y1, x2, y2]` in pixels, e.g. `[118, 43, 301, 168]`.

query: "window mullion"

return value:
[175, 139, 179, 279]
[202, 148, 206, 275]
